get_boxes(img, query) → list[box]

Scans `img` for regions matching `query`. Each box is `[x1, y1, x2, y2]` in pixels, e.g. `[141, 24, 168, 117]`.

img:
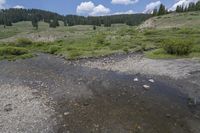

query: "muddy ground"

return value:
[0, 53, 200, 133]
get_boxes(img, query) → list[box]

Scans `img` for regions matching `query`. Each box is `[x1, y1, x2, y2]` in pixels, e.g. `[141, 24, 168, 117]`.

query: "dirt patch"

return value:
[138, 18, 156, 29]
[83, 54, 200, 79]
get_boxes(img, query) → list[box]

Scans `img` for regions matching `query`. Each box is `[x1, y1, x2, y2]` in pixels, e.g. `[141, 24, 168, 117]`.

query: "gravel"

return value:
[83, 54, 200, 79]
[0, 84, 56, 133]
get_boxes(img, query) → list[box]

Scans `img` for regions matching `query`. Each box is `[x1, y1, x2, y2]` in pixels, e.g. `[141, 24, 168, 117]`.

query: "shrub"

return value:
[144, 30, 158, 35]
[162, 39, 193, 55]
[16, 38, 32, 46]
[48, 46, 61, 54]
[96, 34, 105, 44]
[177, 28, 198, 34]
[68, 50, 82, 59]
[123, 47, 129, 53]
[0, 47, 28, 56]
[191, 45, 200, 53]
[56, 40, 63, 43]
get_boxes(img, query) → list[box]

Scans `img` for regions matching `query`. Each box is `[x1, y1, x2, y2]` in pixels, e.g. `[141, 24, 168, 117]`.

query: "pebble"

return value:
[166, 114, 171, 118]
[4, 104, 13, 112]
[83, 103, 90, 106]
[64, 112, 70, 116]
[143, 85, 150, 90]
[134, 78, 139, 82]
[149, 79, 155, 83]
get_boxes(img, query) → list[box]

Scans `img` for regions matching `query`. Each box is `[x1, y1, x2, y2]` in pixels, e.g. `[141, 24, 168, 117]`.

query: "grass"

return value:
[0, 46, 33, 61]
[149, 11, 200, 29]
[0, 11, 200, 60]
[145, 49, 185, 59]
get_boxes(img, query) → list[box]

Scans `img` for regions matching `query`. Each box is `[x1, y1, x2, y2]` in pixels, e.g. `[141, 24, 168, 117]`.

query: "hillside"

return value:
[0, 8, 151, 27]
[139, 11, 200, 29]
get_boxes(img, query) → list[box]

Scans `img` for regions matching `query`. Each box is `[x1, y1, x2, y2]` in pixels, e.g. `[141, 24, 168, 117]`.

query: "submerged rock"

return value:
[64, 112, 70, 116]
[134, 78, 139, 82]
[143, 85, 150, 90]
[165, 114, 171, 118]
[187, 98, 197, 107]
[4, 104, 13, 112]
[149, 79, 155, 83]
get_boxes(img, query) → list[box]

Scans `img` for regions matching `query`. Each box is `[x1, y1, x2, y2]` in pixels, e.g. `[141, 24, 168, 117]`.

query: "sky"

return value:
[0, 0, 199, 16]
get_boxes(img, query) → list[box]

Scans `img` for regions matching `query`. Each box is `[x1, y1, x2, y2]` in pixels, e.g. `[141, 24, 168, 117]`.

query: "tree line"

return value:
[176, 1, 200, 13]
[152, 4, 169, 16]
[0, 9, 63, 28]
[153, 1, 200, 16]
[1, 1, 200, 29]
[66, 14, 151, 27]
[0, 8, 151, 28]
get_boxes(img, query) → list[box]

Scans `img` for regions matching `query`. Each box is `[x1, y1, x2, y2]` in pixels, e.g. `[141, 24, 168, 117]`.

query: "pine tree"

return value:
[158, 4, 166, 16]
[153, 8, 158, 16]
[49, 18, 59, 28]
[188, 2, 196, 11]
[32, 16, 38, 29]
[93, 25, 96, 30]
[104, 17, 111, 27]
[196, 1, 200, 10]
[64, 20, 67, 26]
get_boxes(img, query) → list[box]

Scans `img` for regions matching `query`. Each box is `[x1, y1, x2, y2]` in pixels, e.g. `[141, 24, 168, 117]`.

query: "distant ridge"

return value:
[0, 8, 152, 27]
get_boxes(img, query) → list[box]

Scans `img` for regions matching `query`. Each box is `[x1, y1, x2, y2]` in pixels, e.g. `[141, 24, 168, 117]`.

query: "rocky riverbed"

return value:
[0, 53, 200, 133]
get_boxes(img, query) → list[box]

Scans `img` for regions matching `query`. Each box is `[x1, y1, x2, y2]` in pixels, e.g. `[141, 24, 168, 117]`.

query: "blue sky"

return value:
[0, 0, 199, 15]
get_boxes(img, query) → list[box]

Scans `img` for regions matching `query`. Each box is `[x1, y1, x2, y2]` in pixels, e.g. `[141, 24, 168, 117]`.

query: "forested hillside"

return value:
[0, 8, 152, 27]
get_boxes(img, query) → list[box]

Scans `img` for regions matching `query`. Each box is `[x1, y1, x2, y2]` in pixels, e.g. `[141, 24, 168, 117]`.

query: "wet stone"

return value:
[134, 78, 139, 82]
[4, 104, 13, 112]
[166, 114, 171, 118]
[149, 79, 155, 83]
[187, 98, 197, 107]
[143, 85, 150, 90]
[83, 102, 90, 106]
[64, 112, 70, 116]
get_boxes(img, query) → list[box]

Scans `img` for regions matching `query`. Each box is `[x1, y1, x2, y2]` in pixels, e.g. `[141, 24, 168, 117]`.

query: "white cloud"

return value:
[77, 1, 95, 14]
[0, 0, 6, 9]
[76, 1, 110, 16]
[13, 5, 25, 9]
[111, 0, 139, 5]
[169, 0, 199, 11]
[89, 4, 110, 16]
[114, 10, 135, 15]
[143, 1, 161, 13]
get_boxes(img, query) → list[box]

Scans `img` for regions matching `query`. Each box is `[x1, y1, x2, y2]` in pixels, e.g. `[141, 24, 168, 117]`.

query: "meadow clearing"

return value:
[0, 11, 200, 60]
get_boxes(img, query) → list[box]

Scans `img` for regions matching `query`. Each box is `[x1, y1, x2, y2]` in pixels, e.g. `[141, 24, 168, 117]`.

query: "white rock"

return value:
[143, 85, 150, 89]
[149, 79, 155, 83]
[64, 112, 70, 116]
[134, 78, 139, 82]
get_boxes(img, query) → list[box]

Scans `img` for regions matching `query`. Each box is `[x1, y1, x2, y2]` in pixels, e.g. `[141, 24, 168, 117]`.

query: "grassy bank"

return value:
[0, 46, 33, 60]
[0, 19, 200, 60]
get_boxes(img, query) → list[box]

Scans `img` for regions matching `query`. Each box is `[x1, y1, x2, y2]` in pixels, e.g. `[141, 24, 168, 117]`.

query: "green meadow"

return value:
[0, 11, 200, 60]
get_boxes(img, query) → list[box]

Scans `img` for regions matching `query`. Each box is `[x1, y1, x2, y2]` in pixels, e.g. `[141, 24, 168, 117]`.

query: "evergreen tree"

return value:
[104, 17, 111, 27]
[32, 16, 38, 29]
[176, 6, 180, 12]
[153, 8, 158, 16]
[93, 25, 96, 30]
[188, 2, 196, 11]
[64, 20, 67, 26]
[158, 4, 166, 16]
[196, 1, 200, 10]
[49, 18, 59, 28]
